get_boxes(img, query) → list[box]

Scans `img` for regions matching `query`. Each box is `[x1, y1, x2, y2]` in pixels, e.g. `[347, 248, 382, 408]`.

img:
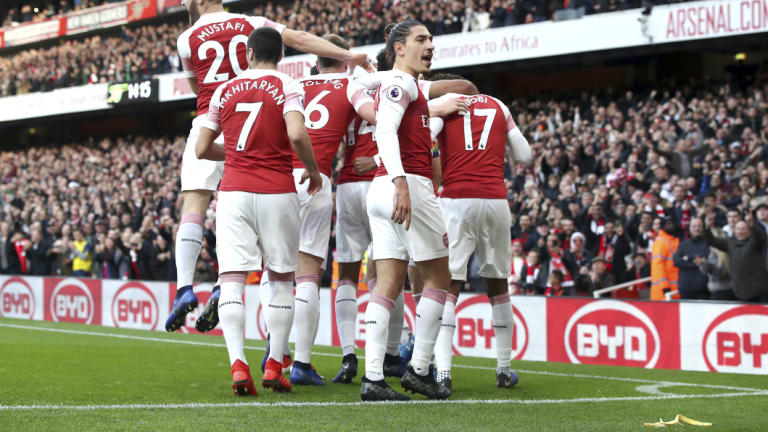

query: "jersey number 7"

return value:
[235, 102, 263, 151]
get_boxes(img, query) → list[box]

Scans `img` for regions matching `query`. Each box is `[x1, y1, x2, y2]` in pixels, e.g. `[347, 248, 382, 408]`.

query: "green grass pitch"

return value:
[1, 318, 767, 431]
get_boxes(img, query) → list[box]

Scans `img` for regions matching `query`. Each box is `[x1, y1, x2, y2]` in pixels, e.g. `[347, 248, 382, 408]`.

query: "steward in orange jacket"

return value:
[651, 219, 680, 300]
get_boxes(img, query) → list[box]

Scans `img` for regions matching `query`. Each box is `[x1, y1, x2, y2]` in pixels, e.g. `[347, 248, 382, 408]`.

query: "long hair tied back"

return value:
[384, 19, 423, 66]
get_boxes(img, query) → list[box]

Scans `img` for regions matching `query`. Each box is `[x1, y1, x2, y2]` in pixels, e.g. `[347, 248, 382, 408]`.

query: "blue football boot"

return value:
[165, 285, 198, 332]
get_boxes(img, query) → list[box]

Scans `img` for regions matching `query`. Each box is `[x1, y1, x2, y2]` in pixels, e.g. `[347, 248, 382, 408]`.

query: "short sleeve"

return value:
[377, 73, 418, 114]
[492, 96, 516, 132]
[177, 30, 194, 78]
[201, 84, 224, 132]
[347, 80, 374, 112]
[282, 77, 305, 116]
[248, 15, 286, 34]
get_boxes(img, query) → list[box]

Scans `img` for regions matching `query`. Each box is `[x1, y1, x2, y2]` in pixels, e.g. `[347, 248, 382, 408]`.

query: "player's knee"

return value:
[181, 190, 212, 215]
[338, 262, 362, 283]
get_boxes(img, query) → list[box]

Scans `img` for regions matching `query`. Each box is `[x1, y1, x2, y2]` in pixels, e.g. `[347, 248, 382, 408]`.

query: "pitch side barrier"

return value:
[0, 275, 765, 375]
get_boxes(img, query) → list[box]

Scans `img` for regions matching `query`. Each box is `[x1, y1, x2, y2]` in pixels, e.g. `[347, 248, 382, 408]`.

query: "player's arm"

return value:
[499, 100, 532, 168]
[420, 79, 478, 100]
[375, 80, 415, 230]
[348, 82, 376, 125]
[427, 93, 468, 118]
[177, 31, 198, 95]
[282, 28, 373, 73]
[196, 86, 225, 160]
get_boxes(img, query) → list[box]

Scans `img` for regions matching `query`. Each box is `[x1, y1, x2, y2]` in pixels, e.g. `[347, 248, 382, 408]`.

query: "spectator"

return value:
[520, 248, 547, 294]
[650, 218, 679, 300]
[699, 247, 736, 301]
[149, 234, 174, 281]
[544, 270, 567, 296]
[25, 228, 53, 276]
[70, 228, 92, 277]
[672, 217, 710, 299]
[704, 216, 768, 302]
[508, 238, 526, 294]
[94, 231, 129, 279]
[0, 221, 22, 274]
[618, 252, 651, 299]
[585, 256, 615, 296]
[195, 247, 217, 283]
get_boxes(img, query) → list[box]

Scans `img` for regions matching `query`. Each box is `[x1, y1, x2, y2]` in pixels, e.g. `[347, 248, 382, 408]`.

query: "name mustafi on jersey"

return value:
[197, 21, 247, 42]
[219, 79, 285, 107]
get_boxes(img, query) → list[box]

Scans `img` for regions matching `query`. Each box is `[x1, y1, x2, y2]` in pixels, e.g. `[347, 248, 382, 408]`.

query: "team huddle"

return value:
[167, 0, 532, 401]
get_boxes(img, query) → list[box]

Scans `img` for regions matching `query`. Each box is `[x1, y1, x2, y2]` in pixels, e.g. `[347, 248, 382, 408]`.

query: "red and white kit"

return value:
[430, 93, 519, 280]
[201, 69, 305, 273]
[293, 73, 372, 263]
[336, 78, 434, 263]
[366, 70, 448, 262]
[178, 12, 285, 191]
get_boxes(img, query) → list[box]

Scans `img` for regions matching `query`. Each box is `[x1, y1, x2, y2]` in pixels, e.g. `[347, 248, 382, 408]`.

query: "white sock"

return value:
[267, 271, 295, 363]
[364, 294, 393, 381]
[435, 293, 457, 376]
[386, 290, 404, 356]
[175, 213, 203, 287]
[294, 274, 319, 364]
[218, 274, 247, 366]
[336, 281, 358, 357]
[491, 292, 515, 369]
[411, 287, 446, 376]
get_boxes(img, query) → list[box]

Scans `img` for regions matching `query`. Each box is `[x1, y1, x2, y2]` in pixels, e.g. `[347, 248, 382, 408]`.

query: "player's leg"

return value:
[257, 192, 301, 393]
[399, 175, 451, 399]
[290, 169, 332, 385]
[360, 176, 410, 401]
[333, 182, 370, 383]
[334, 260, 361, 383]
[487, 278, 518, 388]
[478, 199, 518, 388]
[258, 267, 293, 374]
[167, 123, 223, 332]
[434, 197, 476, 397]
[214, 191, 259, 396]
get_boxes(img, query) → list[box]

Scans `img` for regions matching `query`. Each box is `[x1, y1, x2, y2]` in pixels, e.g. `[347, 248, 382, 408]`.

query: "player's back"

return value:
[338, 107, 377, 184]
[210, 69, 303, 194]
[294, 73, 366, 177]
[178, 12, 284, 115]
[436, 93, 510, 199]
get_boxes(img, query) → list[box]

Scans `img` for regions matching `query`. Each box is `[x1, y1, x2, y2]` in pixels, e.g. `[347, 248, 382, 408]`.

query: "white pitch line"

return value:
[1, 322, 765, 394]
[1, 391, 767, 411]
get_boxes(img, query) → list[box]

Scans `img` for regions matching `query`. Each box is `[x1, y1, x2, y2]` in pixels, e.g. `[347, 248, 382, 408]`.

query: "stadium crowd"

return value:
[1, 76, 768, 302]
[0, 0, 689, 97]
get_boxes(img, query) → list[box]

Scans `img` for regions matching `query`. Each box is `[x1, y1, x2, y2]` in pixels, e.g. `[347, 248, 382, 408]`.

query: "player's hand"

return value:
[430, 97, 469, 117]
[354, 157, 378, 175]
[301, 169, 323, 195]
[392, 176, 412, 231]
[348, 52, 375, 73]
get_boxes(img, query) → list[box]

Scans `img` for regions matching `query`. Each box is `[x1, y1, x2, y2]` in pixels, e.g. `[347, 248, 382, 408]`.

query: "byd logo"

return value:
[0, 277, 35, 319]
[454, 296, 529, 360]
[702, 305, 768, 373]
[50, 278, 94, 324]
[111, 282, 158, 330]
[564, 301, 660, 368]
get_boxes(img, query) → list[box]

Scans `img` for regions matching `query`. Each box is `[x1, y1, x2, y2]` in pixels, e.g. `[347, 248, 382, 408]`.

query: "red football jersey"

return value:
[292, 73, 371, 177]
[374, 71, 433, 180]
[338, 80, 432, 184]
[433, 93, 515, 199]
[178, 12, 285, 116]
[201, 69, 305, 194]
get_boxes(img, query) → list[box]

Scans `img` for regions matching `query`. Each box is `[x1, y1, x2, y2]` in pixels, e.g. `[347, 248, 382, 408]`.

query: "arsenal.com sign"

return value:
[3, 275, 767, 375]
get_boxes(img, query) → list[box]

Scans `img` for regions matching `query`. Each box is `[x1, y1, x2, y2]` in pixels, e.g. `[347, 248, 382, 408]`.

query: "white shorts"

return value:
[293, 169, 332, 265]
[336, 181, 372, 263]
[367, 174, 449, 262]
[216, 191, 300, 274]
[440, 197, 512, 281]
[181, 115, 225, 192]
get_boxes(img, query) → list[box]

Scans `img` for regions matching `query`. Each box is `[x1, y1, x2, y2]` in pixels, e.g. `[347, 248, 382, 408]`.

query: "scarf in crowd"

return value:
[590, 218, 605, 236]
[544, 285, 565, 297]
[598, 234, 616, 270]
[508, 257, 526, 294]
[680, 206, 692, 233]
[525, 263, 541, 287]
[549, 252, 574, 287]
[14, 241, 26, 274]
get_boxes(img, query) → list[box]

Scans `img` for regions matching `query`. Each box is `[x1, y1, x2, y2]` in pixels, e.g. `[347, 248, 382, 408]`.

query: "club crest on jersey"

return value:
[386, 85, 403, 102]
[443, 233, 449, 248]
[421, 115, 429, 128]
